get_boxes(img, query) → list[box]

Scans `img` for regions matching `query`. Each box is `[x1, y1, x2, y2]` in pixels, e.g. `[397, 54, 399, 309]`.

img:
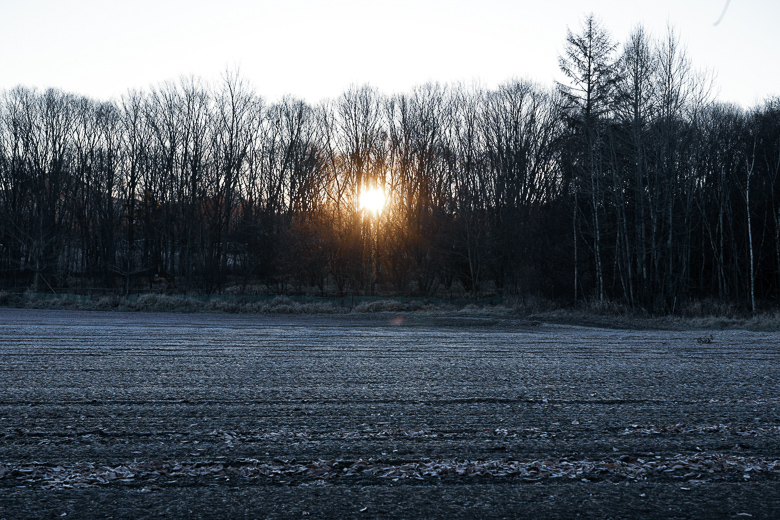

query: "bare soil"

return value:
[1, 308, 779, 519]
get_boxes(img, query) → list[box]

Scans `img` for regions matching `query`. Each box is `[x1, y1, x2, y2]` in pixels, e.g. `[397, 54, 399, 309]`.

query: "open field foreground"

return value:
[1, 308, 779, 519]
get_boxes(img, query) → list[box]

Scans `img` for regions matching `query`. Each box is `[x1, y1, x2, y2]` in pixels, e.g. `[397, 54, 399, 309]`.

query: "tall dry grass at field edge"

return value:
[1, 291, 779, 330]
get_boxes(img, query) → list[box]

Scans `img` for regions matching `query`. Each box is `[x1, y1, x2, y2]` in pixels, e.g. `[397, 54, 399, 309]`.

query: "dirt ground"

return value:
[1, 308, 779, 519]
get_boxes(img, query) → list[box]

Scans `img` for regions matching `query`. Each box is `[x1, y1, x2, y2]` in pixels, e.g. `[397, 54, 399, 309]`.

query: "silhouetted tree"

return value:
[558, 14, 617, 302]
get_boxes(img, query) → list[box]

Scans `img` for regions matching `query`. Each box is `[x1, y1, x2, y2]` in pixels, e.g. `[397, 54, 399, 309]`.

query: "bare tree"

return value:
[116, 90, 151, 294]
[611, 24, 657, 306]
[207, 70, 258, 291]
[483, 79, 562, 293]
[386, 83, 450, 295]
[447, 83, 489, 296]
[335, 85, 386, 293]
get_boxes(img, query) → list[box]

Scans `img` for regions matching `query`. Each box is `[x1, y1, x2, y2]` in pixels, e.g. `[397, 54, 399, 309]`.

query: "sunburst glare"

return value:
[359, 186, 385, 216]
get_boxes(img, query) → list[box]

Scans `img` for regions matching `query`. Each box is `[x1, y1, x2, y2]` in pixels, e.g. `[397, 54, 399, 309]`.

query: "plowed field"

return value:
[1, 308, 779, 519]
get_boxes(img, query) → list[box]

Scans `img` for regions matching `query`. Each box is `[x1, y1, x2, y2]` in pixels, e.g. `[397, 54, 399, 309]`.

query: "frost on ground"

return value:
[1, 308, 779, 518]
[3, 454, 780, 489]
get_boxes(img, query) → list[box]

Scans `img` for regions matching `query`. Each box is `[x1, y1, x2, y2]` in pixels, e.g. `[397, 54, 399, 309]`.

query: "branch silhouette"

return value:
[714, 0, 731, 26]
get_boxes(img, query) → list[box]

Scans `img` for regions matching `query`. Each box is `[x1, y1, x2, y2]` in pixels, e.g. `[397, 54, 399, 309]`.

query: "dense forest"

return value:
[1, 17, 778, 312]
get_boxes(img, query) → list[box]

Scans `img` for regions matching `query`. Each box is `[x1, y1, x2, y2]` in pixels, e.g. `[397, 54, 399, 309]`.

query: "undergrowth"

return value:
[1, 291, 779, 330]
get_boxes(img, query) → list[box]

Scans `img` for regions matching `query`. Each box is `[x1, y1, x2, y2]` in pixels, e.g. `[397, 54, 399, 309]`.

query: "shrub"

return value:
[133, 294, 201, 313]
[93, 296, 120, 310]
[0, 291, 15, 306]
[354, 300, 407, 313]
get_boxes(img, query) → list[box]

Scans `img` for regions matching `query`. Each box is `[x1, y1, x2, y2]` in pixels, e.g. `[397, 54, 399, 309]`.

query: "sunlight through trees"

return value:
[0, 18, 778, 312]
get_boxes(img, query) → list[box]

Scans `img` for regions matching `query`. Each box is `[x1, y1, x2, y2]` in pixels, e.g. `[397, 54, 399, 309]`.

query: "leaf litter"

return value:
[2, 454, 779, 489]
[620, 424, 780, 436]
[203, 424, 779, 446]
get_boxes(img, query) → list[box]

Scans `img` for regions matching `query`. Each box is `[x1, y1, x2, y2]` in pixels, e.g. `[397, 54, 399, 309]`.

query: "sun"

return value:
[359, 186, 385, 216]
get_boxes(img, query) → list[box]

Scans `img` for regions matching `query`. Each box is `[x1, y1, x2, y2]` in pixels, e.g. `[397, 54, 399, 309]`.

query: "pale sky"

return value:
[1, 0, 777, 107]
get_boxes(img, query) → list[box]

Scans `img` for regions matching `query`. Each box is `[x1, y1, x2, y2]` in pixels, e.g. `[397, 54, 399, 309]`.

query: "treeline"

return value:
[1, 17, 778, 312]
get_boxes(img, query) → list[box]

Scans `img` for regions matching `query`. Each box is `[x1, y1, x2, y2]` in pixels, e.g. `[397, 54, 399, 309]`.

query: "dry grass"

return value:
[0, 291, 17, 306]
[353, 299, 442, 313]
[680, 312, 780, 331]
[0, 292, 345, 315]
[2, 292, 780, 330]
